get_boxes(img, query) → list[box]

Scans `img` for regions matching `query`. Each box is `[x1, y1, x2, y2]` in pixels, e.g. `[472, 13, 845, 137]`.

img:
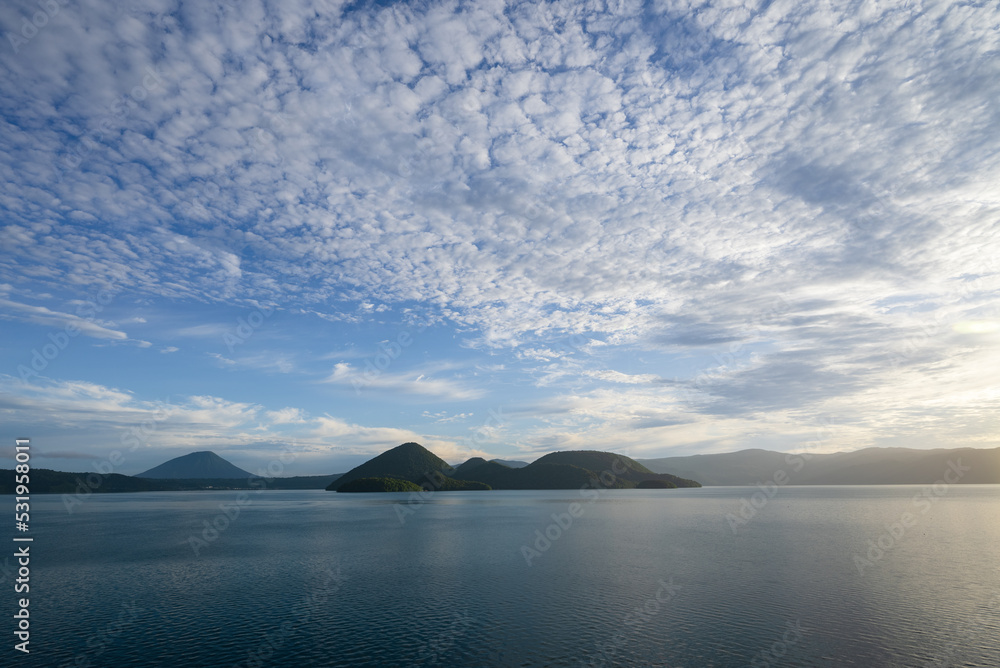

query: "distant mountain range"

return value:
[3, 445, 998, 495]
[328, 442, 701, 492]
[638, 447, 1000, 485]
[491, 458, 529, 468]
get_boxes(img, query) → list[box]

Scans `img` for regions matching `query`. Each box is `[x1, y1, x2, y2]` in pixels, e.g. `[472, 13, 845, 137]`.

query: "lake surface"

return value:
[7, 485, 1000, 667]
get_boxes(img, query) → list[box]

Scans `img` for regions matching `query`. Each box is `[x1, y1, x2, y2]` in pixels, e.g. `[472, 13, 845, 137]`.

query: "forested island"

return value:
[6, 443, 998, 495]
[328, 442, 700, 492]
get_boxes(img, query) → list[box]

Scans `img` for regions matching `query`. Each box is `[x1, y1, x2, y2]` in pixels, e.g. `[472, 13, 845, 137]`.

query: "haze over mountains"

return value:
[4, 445, 999, 496]
[491, 459, 529, 469]
[638, 447, 1000, 485]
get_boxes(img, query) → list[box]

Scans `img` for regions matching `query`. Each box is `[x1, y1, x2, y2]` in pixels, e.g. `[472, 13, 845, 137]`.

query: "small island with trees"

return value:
[328, 442, 701, 493]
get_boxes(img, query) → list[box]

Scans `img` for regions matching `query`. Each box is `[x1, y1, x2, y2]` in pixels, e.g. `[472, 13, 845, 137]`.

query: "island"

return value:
[325, 442, 700, 492]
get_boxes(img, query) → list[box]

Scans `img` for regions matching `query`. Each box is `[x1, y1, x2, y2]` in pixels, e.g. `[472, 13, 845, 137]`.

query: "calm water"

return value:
[6, 486, 1000, 667]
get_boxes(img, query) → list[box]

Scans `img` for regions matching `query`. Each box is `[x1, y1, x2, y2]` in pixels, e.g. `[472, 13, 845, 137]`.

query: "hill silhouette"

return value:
[327, 442, 486, 491]
[533, 451, 700, 488]
[429, 449, 701, 490]
[455, 457, 490, 476]
[453, 460, 602, 489]
[136, 451, 254, 479]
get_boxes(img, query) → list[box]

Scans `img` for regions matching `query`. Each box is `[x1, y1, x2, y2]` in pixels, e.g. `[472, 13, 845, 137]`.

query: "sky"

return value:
[1, 0, 998, 476]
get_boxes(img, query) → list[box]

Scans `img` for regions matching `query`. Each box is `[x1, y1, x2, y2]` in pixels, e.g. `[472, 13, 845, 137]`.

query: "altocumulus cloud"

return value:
[1, 0, 998, 466]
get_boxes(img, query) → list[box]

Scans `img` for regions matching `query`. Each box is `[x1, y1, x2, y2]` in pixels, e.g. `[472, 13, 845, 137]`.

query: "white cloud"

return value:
[175, 324, 233, 338]
[311, 415, 490, 463]
[1, 0, 998, 457]
[584, 370, 661, 385]
[209, 351, 296, 374]
[266, 407, 308, 424]
[322, 362, 485, 401]
[422, 410, 474, 423]
[0, 297, 130, 341]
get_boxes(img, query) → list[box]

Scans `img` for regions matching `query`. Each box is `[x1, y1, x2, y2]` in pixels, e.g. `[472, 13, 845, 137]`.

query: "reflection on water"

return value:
[10, 486, 1000, 667]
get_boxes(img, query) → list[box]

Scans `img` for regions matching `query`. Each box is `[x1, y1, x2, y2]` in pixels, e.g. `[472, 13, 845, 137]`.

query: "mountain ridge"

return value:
[452, 448, 702, 490]
[638, 446, 1000, 485]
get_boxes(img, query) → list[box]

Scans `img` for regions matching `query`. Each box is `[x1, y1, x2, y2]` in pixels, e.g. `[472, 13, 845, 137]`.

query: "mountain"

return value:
[328, 441, 451, 489]
[328, 444, 700, 492]
[637, 449, 789, 486]
[453, 460, 600, 490]
[136, 451, 254, 479]
[533, 451, 700, 488]
[327, 442, 486, 491]
[455, 457, 490, 476]
[491, 459, 529, 468]
[453, 450, 701, 490]
[638, 446, 1000, 485]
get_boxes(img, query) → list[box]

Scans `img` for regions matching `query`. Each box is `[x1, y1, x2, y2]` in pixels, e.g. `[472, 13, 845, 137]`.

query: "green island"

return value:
[0, 442, 699, 494]
[326, 442, 700, 492]
[336, 477, 425, 493]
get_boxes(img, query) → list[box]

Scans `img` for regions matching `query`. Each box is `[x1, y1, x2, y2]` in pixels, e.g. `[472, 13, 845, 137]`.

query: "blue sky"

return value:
[1, 0, 998, 475]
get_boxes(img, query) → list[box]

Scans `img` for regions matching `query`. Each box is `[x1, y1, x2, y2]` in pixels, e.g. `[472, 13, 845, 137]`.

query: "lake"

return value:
[8, 485, 1000, 667]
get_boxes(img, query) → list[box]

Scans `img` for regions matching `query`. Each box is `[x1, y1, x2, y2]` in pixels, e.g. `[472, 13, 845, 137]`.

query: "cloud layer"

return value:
[1, 0, 998, 469]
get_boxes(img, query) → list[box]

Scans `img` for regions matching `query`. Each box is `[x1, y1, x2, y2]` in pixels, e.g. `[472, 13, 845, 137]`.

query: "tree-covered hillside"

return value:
[327, 442, 453, 491]
[533, 451, 701, 488]
[337, 477, 424, 492]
